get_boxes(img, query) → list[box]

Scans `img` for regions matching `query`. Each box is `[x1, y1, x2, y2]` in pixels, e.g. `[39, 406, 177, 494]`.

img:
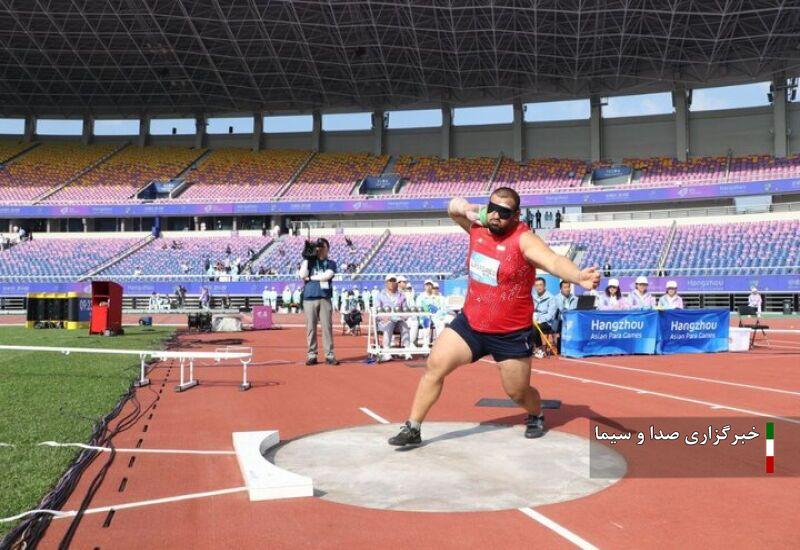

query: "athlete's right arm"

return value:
[448, 197, 481, 233]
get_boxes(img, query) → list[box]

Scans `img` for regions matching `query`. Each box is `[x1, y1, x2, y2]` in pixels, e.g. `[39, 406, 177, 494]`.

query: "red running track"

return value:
[23, 323, 800, 549]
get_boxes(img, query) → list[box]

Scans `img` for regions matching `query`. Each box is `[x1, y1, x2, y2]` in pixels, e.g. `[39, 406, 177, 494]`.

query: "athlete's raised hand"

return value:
[577, 266, 601, 290]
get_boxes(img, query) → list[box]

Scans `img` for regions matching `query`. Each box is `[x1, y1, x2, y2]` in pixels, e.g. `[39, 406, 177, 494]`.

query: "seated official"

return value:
[553, 281, 578, 350]
[597, 278, 626, 310]
[626, 276, 656, 310]
[376, 274, 412, 362]
[553, 280, 578, 324]
[658, 281, 684, 309]
[532, 277, 557, 357]
[415, 280, 446, 345]
[748, 286, 763, 318]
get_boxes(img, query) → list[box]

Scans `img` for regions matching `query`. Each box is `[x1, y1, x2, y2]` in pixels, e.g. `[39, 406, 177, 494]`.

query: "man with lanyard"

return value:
[627, 276, 656, 310]
[298, 238, 339, 365]
[388, 187, 599, 447]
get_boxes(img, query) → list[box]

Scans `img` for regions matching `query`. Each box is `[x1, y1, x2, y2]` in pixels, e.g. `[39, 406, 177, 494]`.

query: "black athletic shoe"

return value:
[305, 357, 318, 366]
[388, 421, 422, 447]
[525, 414, 546, 439]
[326, 357, 340, 365]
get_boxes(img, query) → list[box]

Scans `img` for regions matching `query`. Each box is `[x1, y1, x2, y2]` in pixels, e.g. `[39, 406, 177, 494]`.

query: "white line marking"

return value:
[756, 343, 800, 350]
[480, 359, 800, 426]
[518, 507, 599, 550]
[769, 338, 800, 344]
[0, 443, 14, 448]
[560, 357, 800, 397]
[1, 486, 248, 523]
[359, 407, 390, 424]
[37, 441, 235, 455]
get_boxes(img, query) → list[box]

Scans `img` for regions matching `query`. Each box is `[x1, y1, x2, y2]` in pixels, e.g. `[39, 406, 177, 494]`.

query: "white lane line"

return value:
[757, 343, 800, 350]
[559, 357, 800, 397]
[0, 486, 248, 523]
[359, 407, 390, 424]
[480, 359, 800, 426]
[518, 507, 599, 550]
[37, 441, 235, 455]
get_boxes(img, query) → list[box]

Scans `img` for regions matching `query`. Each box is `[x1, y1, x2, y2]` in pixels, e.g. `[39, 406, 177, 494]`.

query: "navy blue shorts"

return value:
[448, 312, 534, 363]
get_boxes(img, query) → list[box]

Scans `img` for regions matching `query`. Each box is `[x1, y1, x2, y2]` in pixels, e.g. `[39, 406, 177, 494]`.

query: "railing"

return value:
[567, 201, 800, 223]
[6, 166, 800, 207]
[0, 271, 455, 283]
[0, 266, 797, 284]
[293, 218, 453, 230]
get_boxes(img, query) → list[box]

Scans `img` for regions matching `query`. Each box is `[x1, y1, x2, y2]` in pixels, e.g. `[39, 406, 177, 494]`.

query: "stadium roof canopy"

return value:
[1, 0, 799, 117]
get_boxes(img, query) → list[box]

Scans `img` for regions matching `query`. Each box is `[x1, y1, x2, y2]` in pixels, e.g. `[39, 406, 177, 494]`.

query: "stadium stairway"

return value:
[354, 229, 391, 275]
[79, 235, 156, 280]
[169, 149, 214, 199]
[381, 155, 398, 175]
[128, 147, 209, 201]
[275, 151, 317, 199]
[0, 141, 40, 164]
[240, 238, 280, 273]
[33, 142, 132, 203]
[483, 154, 504, 193]
[656, 221, 678, 275]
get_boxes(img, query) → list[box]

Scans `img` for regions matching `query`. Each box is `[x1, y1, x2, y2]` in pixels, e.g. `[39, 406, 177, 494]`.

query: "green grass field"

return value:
[0, 326, 174, 538]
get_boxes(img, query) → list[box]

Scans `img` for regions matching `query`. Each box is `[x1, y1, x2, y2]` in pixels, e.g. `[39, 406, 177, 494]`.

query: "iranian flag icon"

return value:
[766, 422, 774, 474]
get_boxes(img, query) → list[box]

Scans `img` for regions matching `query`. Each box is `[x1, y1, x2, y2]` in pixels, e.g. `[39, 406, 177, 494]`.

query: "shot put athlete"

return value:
[388, 187, 600, 446]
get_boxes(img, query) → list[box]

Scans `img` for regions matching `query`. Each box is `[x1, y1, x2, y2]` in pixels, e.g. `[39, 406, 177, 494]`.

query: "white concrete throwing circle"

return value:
[269, 422, 625, 512]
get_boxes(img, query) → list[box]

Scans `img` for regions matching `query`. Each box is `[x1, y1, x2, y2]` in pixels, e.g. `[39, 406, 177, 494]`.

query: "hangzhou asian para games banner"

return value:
[561, 310, 659, 358]
[656, 309, 730, 355]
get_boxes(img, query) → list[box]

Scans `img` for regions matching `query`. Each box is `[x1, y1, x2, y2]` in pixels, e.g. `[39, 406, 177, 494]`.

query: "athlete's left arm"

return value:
[519, 231, 600, 291]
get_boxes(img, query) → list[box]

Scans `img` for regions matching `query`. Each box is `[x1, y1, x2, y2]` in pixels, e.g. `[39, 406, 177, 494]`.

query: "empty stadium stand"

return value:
[44, 145, 206, 203]
[176, 149, 308, 202]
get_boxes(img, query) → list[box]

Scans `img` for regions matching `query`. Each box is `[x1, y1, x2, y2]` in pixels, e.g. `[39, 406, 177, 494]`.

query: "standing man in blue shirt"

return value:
[298, 238, 339, 366]
[532, 277, 557, 358]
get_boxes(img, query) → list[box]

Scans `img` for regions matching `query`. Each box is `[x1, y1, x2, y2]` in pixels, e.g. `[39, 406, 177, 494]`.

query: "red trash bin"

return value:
[90, 281, 123, 335]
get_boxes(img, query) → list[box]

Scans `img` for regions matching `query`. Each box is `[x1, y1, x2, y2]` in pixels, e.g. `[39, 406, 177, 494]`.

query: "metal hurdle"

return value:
[0, 345, 252, 393]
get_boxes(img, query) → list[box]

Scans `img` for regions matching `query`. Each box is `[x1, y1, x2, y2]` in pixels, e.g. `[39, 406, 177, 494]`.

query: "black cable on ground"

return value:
[1, 360, 162, 550]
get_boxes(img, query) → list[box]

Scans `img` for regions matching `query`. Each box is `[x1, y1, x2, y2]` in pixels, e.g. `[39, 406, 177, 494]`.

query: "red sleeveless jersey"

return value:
[462, 222, 536, 333]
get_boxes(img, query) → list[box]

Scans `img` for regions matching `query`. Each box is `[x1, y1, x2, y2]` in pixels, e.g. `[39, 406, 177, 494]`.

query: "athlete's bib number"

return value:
[469, 251, 500, 287]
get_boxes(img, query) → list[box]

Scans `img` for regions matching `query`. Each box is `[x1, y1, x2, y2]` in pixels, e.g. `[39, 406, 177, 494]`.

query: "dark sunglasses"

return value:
[487, 202, 517, 220]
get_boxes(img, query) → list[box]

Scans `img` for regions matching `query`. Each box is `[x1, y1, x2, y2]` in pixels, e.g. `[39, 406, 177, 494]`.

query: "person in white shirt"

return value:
[261, 285, 270, 306]
[362, 286, 372, 311]
[292, 286, 303, 312]
[416, 280, 446, 346]
[658, 281, 684, 309]
[597, 278, 625, 310]
[281, 286, 292, 313]
[748, 286, 763, 317]
[626, 276, 656, 310]
[397, 276, 418, 347]
[371, 286, 380, 310]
